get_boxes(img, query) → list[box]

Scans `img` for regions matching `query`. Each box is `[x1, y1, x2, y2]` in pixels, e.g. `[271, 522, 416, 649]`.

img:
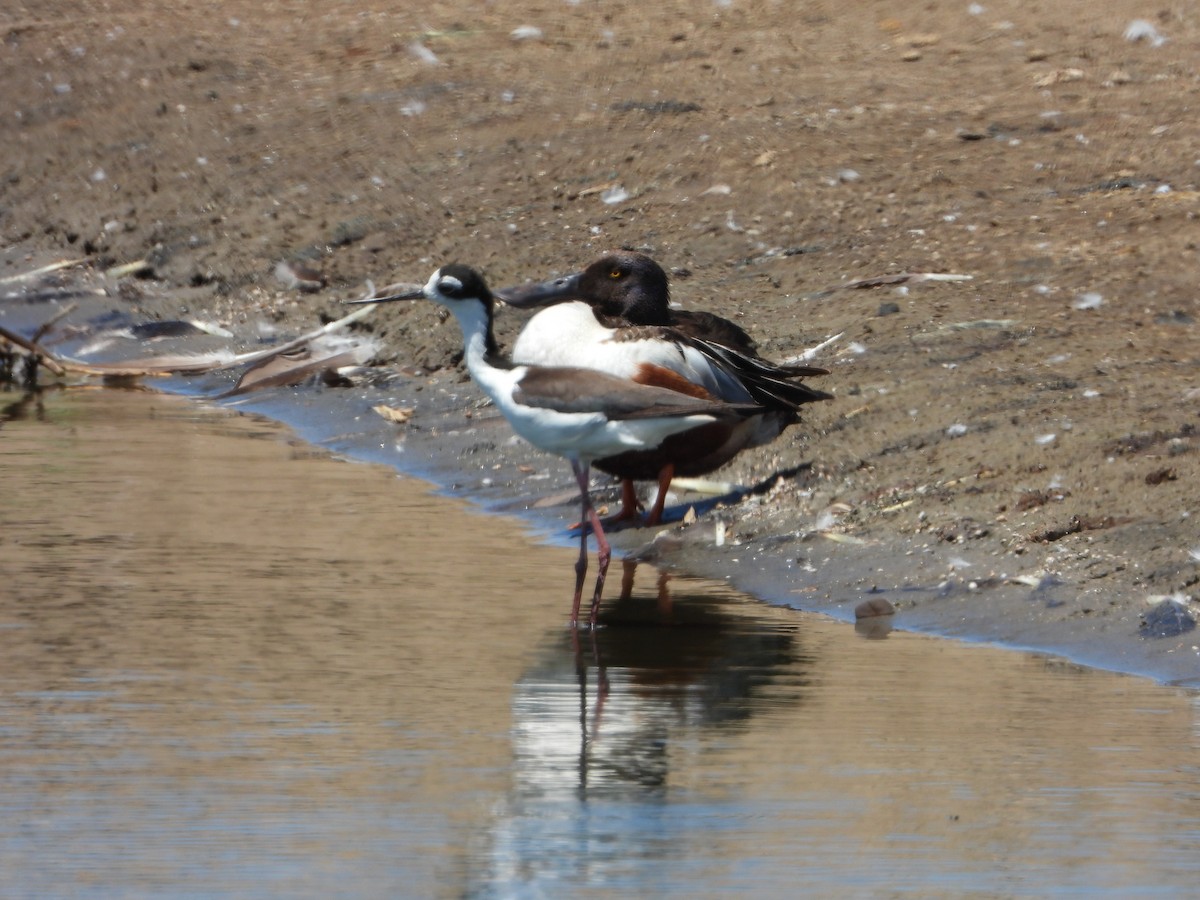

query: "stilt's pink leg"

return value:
[569, 459, 611, 629]
[584, 501, 611, 629]
[569, 461, 592, 627]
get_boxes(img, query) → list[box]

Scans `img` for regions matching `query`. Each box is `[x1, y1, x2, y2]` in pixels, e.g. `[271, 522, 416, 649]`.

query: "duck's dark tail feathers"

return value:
[691, 339, 834, 410]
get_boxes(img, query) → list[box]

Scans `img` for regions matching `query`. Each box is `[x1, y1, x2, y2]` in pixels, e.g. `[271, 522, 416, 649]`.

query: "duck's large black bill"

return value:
[345, 285, 424, 305]
[495, 272, 583, 309]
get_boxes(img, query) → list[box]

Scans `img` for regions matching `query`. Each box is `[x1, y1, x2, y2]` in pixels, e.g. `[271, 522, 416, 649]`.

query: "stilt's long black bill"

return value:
[344, 286, 424, 305]
[494, 272, 582, 309]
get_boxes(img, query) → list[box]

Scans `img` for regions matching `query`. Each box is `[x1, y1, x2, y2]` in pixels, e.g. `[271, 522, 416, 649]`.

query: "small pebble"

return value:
[856, 598, 896, 620]
[1139, 600, 1195, 638]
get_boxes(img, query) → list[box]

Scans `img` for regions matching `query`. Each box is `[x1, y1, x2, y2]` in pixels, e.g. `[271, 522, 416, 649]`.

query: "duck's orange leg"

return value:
[644, 463, 676, 526]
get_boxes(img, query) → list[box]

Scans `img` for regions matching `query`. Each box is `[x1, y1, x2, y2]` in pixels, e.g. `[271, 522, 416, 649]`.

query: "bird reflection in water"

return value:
[473, 564, 810, 892]
[563, 559, 686, 766]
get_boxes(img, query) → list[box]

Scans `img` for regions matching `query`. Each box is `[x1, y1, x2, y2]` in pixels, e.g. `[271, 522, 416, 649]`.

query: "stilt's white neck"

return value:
[444, 299, 505, 388]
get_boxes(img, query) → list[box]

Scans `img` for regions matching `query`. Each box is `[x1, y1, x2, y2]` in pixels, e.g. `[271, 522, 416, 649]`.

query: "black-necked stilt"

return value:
[350, 264, 767, 628]
[497, 251, 834, 524]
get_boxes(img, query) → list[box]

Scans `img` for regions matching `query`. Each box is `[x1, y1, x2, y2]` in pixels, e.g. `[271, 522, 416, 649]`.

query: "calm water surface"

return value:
[2, 387, 1198, 897]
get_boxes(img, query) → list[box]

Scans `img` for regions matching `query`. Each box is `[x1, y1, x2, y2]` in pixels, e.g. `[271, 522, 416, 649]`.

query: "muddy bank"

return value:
[2, 260, 1197, 686]
[2, 1, 1198, 682]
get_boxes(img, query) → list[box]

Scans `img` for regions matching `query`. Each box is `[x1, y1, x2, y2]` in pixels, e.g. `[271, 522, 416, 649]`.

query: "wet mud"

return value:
[2, 1, 1199, 682]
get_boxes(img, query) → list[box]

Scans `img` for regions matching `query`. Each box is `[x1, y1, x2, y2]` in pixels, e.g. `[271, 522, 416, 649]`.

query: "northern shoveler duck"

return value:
[351, 264, 767, 628]
[497, 251, 833, 524]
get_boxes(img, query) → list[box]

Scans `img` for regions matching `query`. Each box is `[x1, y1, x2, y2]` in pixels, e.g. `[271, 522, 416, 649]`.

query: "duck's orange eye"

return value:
[609, 268, 622, 279]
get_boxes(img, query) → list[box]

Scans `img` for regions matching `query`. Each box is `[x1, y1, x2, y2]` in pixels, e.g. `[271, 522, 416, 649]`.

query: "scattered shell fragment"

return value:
[373, 404, 415, 424]
[753, 150, 776, 167]
[275, 260, 326, 293]
[671, 477, 737, 496]
[821, 532, 869, 546]
[1072, 292, 1103, 310]
[1033, 68, 1084, 87]
[163, 320, 232, 339]
[1124, 19, 1166, 47]
[600, 185, 630, 205]
[814, 502, 854, 533]
[904, 33, 941, 48]
[408, 42, 440, 65]
[577, 182, 614, 198]
[1011, 572, 1058, 589]
[510, 25, 543, 41]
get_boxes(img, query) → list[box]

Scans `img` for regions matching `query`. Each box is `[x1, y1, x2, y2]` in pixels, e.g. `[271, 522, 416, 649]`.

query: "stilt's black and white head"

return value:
[358, 264, 493, 310]
[419, 264, 495, 312]
[350, 263, 500, 357]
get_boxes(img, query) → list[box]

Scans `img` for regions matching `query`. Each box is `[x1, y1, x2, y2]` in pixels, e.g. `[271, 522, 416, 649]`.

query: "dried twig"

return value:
[0, 258, 88, 285]
[0, 284, 378, 380]
[827, 272, 973, 291]
[780, 332, 842, 365]
[0, 325, 67, 376]
[218, 346, 364, 398]
[31, 302, 78, 344]
[104, 259, 154, 280]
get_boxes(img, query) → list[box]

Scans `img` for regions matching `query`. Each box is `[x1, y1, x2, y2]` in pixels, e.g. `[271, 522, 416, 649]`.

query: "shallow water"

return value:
[2, 386, 1198, 897]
